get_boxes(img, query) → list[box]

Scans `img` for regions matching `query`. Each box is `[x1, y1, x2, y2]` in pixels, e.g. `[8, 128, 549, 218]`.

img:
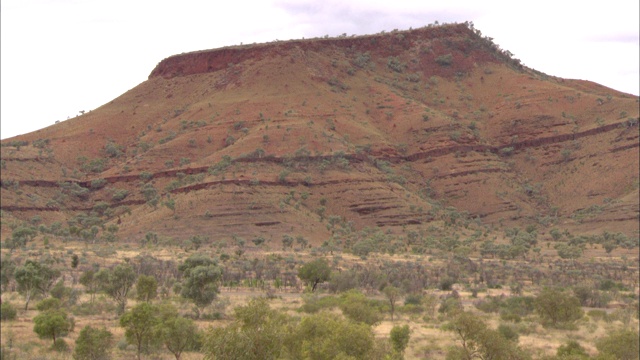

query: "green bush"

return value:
[439, 297, 463, 316]
[534, 288, 583, 328]
[474, 296, 502, 313]
[339, 290, 383, 326]
[74, 325, 113, 360]
[90, 178, 107, 189]
[0, 302, 17, 321]
[557, 340, 589, 358]
[112, 189, 129, 201]
[404, 293, 423, 306]
[387, 56, 406, 73]
[596, 329, 639, 360]
[587, 309, 609, 322]
[435, 53, 453, 66]
[104, 141, 123, 158]
[498, 323, 519, 342]
[52, 338, 69, 352]
[299, 294, 340, 313]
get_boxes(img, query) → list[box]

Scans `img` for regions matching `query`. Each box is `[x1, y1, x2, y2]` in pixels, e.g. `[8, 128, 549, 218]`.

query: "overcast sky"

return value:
[2, 0, 638, 139]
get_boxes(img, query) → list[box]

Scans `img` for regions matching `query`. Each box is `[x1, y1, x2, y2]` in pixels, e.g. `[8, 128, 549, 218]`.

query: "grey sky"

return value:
[1, 0, 638, 139]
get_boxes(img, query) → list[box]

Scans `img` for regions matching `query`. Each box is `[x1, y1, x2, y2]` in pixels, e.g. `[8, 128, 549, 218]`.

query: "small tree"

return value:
[0, 302, 17, 321]
[73, 325, 113, 360]
[203, 298, 290, 360]
[444, 311, 529, 360]
[36, 297, 62, 311]
[178, 255, 223, 316]
[96, 264, 136, 315]
[288, 312, 378, 359]
[156, 314, 199, 360]
[596, 329, 639, 360]
[120, 302, 159, 360]
[14, 260, 60, 310]
[383, 285, 402, 322]
[339, 290, 383, 326]
[79, 269, 98, 304]
[136, 275, 158, 303]
[0, 254, 15, 293]
[390, 324, 411, 356]
[164, 198, 176, 215]
[8, 226, 37, 250]
[297, 258, 331, 292]
[534, 288, 583, 328]
[33, 308, 73, 345]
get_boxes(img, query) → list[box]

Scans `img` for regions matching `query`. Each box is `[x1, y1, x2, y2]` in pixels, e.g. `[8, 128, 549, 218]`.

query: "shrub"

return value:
[112, 189, 129, 201]
[587, 309, 609, 322]
[387, 57, 406, 73]
[73, 325, 113, 360]
[299, 294, 340, 314]
[82, 158, 108, 173]
[404, 293, 423, 306]
[474, 296, 502, 313]
[595, 329, 639, 360]
[497, 323, 519, 342]
[90, 178, 107, 189]
[339, 290, 383, 325]
[500, 147, 515, 156]
[439, 297, 463, 316]
[353, 52, 372, 68]
[390, 325, 411, 354]
[534, 288, 583, 328]
[557, 340, 589, 358]
[33, 308, 73, 345]
[435, 53, 453, 66]
[139, 172, 153, 181]
[52, 338, 69, 352]
[0, 302, 17, 321]
[104, 141, 123, 158]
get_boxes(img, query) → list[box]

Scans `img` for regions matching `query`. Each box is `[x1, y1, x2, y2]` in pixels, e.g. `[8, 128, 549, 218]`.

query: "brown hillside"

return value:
[1, 23, 638, 246]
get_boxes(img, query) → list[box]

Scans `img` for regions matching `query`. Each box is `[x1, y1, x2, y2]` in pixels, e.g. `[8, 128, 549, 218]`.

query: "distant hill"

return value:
[1, 23, 638, 247]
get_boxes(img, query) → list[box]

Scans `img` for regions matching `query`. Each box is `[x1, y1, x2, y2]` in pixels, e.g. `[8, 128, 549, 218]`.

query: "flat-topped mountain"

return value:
[1, 23, 638, 247]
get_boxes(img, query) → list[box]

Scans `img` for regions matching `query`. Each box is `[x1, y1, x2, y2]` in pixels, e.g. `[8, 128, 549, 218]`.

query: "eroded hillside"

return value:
[1, 23, 638, 246]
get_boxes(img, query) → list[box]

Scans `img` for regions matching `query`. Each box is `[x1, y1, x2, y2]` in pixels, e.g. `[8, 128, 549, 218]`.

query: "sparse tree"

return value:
[595, 329, 639, 360]
[155, 305, 200, 360]
[443, 311, 530, 360]
[33, 308, 73, 345]
[383, 285, 403, 322]
[178, 255, 223, 315]
[390, 324, 411, 356]
[120, 302, 159, 360]
[164, 197, 176, 215]
[96, 263, 137, 315]
[339, 290, 383, 326]
[204, 298, 289, 360]
[79, 269, 98, 303]
[8, 226, 37, 250]
[73, 325, 113, 360]
[534, 288, 583, 328]
[288, 312, 378, 360]
[14, 260, 60, 310]
[297, 258, 331, 292]
[0, 255, 15, 293]
[136, 275, 158, 303]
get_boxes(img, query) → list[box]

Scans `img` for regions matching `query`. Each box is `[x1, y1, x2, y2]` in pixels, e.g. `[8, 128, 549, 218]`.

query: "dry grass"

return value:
[1, 237, 638, 360]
